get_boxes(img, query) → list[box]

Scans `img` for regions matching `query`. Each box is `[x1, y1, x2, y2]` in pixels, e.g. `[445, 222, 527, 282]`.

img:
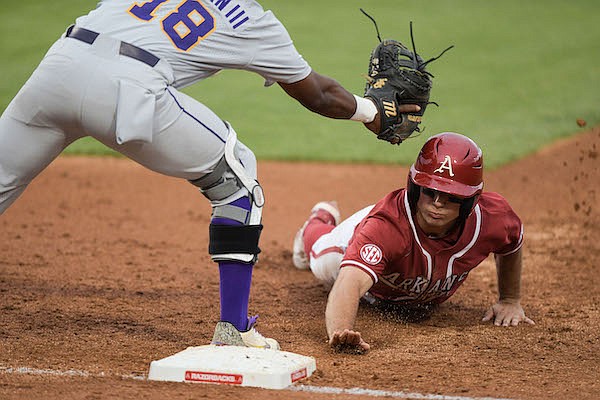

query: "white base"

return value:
[147, 345, 316, 389]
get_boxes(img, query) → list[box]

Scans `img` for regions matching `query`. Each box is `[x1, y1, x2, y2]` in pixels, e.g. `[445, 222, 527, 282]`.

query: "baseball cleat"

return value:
[292, 201, 341, 270]
[211, 315, 280, 350]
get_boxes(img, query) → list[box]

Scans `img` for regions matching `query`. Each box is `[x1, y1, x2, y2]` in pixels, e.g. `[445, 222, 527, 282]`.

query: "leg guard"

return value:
[189, 123, 264, 263]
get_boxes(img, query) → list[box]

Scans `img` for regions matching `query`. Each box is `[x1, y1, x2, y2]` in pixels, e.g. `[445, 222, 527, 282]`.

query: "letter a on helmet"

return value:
[433, 155, 455, 177]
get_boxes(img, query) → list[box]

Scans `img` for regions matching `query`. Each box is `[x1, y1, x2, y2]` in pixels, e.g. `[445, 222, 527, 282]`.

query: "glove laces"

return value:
[360, 8, 454, 76]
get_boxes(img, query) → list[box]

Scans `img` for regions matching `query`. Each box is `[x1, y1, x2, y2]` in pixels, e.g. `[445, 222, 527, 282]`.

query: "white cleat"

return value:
[211, 316, 280, 350]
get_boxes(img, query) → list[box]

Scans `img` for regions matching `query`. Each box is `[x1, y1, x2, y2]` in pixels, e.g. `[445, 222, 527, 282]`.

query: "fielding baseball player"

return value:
[0, 1, 425, 349]
[292, 132, 535, 353]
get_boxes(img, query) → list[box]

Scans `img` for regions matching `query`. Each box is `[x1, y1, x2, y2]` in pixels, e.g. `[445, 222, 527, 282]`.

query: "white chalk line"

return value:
[290, 385, 514, 400]
[0, 366, 514, 400]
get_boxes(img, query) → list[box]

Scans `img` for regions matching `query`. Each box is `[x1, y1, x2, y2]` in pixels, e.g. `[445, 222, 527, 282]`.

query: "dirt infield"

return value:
[1, 128, 599, 400]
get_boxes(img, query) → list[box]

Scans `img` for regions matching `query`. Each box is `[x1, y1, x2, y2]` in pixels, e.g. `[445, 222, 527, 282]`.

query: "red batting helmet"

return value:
[407, 132, 484, 217]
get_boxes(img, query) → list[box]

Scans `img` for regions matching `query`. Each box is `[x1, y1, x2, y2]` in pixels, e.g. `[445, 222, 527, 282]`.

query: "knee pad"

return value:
[190, 155, 244, 202]
[189, 124, 264, 263]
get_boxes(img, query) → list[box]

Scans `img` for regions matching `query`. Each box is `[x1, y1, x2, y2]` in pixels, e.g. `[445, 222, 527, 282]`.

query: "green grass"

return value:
[1, 0, 599, 167]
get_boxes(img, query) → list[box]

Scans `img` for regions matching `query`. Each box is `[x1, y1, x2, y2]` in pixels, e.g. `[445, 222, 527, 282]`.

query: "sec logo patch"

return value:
[360, 244, 382, 265]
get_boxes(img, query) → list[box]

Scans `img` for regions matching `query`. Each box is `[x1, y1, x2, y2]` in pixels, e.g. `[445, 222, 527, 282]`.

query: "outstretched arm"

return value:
[278, 71, 420, 134]
[482, 248, 535, 326]
[326, 266, 374, 353]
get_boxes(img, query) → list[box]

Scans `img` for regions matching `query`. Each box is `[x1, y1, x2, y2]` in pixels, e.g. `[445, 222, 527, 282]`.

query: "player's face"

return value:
[415, 187, 462, 236]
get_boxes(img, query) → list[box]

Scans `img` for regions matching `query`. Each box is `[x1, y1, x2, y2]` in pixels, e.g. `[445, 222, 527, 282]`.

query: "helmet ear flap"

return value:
[459, 195, 478, 220]
[407, 178, 420, 212]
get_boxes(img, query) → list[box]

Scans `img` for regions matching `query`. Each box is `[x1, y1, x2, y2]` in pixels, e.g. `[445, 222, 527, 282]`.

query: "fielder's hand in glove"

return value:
[360, 9, 453, 145]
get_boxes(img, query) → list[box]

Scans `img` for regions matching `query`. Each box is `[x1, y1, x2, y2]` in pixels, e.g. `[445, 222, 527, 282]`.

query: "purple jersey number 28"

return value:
[129, 0, 215, 51]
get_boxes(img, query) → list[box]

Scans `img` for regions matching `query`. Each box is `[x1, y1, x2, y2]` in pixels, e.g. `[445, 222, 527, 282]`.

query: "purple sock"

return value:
[219, 262, 253, 331]
[212, 196, 254, 331]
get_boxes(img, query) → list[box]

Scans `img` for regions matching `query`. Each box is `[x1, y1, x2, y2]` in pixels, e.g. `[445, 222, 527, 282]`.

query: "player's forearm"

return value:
[325, 284, 361, 339]
[324, 267, 373, 338]
[495, 249, 523, 302]
[279, 71, 356, 119]
[313, 80, 356, 119]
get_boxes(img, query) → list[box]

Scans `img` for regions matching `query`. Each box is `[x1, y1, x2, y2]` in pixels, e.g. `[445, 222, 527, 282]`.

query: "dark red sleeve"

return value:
[482, 193, 524, 255]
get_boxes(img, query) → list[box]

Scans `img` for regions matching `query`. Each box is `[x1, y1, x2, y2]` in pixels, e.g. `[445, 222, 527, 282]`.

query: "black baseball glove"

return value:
[361, 10, 452, 145]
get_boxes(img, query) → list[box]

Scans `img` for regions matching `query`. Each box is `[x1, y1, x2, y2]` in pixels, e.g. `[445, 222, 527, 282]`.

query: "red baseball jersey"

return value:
[341, 189, 523, 305]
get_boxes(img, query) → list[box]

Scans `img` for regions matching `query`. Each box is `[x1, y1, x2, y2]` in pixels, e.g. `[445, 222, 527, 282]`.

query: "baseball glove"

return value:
[361, 9, 452, 145]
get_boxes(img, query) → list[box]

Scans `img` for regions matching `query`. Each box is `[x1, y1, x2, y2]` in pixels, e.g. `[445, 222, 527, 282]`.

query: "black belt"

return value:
[66, 25, 160, 68]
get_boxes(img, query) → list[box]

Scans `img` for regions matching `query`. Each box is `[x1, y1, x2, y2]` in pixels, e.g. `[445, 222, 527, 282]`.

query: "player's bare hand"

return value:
[364, 104, 421, 134]
[329, 329, 370, 354]
[482, 301, 535, 327]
